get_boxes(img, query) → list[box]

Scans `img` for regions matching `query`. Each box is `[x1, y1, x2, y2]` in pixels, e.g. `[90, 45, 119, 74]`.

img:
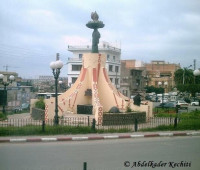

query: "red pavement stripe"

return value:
[119, 135, 131, 138]
[144, 134, 160, 137]
[173, 132, 187, 136]
[88, 136, 104, 140]
[0, 139, 10, 143]
[57, 137, 72, 141]
[27, 138, 42, 142]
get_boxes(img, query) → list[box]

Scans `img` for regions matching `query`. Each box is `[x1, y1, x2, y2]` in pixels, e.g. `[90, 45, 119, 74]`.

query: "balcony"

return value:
[68, 44, 121, 53]
[67, 58, 82, 62]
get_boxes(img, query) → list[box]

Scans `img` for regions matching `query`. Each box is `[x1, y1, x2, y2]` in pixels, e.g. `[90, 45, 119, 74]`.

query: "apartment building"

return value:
[67, 41, 121, 88]
[145, 60, 180, 92]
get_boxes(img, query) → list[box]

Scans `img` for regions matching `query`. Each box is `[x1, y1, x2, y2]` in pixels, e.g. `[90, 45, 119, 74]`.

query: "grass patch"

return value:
[97, 128, 131, 133]
[0, 125, 94, 136]
[155, 113, 176, 118]
[139, 125, 174, 132]
[153, 108, 176, 114]
[0, 125, 131, 136]
[155, 110, 200, 119]
[140, 118, 200, 131]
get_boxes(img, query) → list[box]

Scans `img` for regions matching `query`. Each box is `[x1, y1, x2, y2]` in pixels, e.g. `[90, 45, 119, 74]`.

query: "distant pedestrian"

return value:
[134, 93, 141, 106]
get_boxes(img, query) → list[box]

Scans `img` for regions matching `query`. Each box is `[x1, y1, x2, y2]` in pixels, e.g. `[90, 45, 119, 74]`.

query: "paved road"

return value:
[0, 136, 199, 170]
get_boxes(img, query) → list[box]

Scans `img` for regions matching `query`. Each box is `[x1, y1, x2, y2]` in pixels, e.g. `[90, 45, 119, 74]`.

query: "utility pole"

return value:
[194, 59, 196, 84]
[3, 65, 9, 72]
[194, 59, 196, 70]
[3, 65, 20, 72]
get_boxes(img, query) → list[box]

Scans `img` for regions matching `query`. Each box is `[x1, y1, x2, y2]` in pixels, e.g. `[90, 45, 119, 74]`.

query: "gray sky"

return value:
[0, 0, 200, 78]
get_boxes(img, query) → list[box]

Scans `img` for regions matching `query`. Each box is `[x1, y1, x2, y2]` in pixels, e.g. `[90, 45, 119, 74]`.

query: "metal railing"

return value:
[0, 115, 194, 136]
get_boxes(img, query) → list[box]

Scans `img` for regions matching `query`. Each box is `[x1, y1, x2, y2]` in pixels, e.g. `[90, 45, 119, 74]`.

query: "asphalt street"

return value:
[0, 136, 200, 170]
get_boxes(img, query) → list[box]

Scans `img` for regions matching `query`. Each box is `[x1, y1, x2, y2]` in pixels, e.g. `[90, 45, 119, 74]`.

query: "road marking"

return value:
[104, 136, 119, 139]
[10, 139, 27, 142]
[187, 132, 200, 136]
[41, 138, 57, 142]
[72, 137, 88, 141]
[130, 134, 144, 138]
[159, 133, 173, 136]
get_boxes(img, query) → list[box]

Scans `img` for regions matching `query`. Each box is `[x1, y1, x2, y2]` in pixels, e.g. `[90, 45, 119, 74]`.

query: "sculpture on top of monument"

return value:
[86, 11, 104, 53]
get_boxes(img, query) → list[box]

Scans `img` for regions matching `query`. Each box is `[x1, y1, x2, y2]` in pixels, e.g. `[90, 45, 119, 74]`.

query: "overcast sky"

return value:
[0, 0, 200, 78]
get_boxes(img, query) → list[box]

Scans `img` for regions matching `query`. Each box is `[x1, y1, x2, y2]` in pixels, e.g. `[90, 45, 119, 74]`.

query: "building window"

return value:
[136, 79, 140, 86]
[79, 54, 83, 59]
[72, 65, 82, 71]
[110, 78, 113, 82]
[123, 90, 128, 96]
[107, 54, 110, 61]
[115, 66, 119, 73]
[72, 77, 77, 83]
[109, 65, 113, 72]
[113, 56, 115, 61]
[115, 78, 119, 85]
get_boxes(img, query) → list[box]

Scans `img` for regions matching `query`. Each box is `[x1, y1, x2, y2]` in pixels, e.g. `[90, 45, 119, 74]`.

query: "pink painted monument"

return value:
[45, 12, 153, 124]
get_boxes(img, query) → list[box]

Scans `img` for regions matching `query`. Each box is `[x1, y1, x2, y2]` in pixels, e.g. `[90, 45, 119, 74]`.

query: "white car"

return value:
[176, 100, 189, 109]
[191, 101, 199, 106]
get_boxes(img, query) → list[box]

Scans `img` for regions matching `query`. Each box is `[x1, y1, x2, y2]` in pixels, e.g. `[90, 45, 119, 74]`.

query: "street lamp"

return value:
[0, 74, 15, 114]
[158, 81, 164, 103]
[50, 55, 63, 125]
[193, 69, 200, 99]
[164, 81, 168, 93]
[193, 69, 200, 76]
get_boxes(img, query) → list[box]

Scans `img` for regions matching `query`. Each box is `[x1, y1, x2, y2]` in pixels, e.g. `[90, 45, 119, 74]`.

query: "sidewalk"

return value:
[0, 130, 200, 143]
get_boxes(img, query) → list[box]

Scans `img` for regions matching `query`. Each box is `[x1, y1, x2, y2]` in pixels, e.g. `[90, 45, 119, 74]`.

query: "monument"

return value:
[44, 12, 152, 125]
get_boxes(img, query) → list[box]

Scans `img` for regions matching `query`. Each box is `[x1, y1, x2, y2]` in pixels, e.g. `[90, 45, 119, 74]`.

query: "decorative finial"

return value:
[91, 11, 99, 21]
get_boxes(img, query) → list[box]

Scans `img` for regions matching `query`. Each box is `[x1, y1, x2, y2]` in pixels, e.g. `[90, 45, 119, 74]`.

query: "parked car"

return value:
[160, 98, 168, 103]
[176, 100, 188, 109]
[12, 106, 22, 113]
[190, 101, 199, 106]
[12, 103, 30, 113]
[156, 102, 176, 108]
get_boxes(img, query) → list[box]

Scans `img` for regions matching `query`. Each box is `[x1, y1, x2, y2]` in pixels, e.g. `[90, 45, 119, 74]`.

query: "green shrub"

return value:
[126, 106, 132, 112]
[0, 112, 7, 120]
[155, 113, 176, 118]
[35, 98, 45, 110]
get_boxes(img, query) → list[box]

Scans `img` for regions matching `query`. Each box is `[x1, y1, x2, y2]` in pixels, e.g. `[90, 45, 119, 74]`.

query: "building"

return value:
[120, 60, 146, 97]
[32, 75, 68, 93]
[67, 41, 121, 88]
[0, 71, 34, 109]
[145, 60, 180, 92]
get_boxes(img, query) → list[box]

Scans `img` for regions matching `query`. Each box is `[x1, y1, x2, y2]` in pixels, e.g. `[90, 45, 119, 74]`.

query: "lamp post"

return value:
[193, 69, 200, 104]
[0, 74, 15, 114]
[164, 81, 168, 93]
[158, 81, 163, 103]
[50, 54, 63, 125]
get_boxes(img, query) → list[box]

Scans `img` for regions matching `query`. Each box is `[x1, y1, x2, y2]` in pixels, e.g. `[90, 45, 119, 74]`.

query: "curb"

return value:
[0, 132, 200, 143]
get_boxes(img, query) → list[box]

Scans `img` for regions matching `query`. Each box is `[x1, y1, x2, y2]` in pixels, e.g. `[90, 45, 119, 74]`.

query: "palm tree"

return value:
[174, 68, 194, 85]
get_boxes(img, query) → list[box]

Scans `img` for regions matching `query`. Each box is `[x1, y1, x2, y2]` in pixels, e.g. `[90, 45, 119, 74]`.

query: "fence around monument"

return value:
[0, 115, 183, 136]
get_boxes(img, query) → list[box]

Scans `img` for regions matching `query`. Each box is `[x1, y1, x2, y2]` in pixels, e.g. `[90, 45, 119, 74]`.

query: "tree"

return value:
[145, 86, 164, 94]
[174, 68, 200, 97]
[174, 68, 194, 85]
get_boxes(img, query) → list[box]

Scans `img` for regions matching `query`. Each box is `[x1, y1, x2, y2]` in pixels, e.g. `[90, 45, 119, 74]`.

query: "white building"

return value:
[67, 41, 121, 89]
